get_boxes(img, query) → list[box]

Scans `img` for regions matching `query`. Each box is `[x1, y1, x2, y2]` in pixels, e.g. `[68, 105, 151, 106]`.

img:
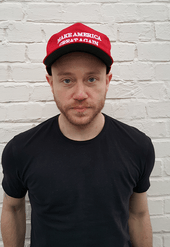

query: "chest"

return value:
[21, 139, 140, 212]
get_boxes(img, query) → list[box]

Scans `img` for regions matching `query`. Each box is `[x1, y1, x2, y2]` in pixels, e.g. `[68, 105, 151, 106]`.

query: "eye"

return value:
[88, 77, 96, 83]
[63, 79, 71, 84]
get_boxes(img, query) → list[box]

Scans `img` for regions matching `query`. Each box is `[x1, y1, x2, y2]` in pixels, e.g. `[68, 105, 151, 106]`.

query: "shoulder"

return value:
[104, 114, 154, 154]
[14, 115, 58, 143]
[105, 114, 148, 138]
[2, 115, 58, 157]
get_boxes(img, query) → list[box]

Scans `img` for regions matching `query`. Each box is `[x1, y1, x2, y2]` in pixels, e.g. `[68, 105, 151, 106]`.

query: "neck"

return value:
[58, 113, 105, 141]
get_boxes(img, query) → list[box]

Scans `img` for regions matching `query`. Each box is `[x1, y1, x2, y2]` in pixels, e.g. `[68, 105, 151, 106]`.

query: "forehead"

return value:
[52, 52, 106, 73]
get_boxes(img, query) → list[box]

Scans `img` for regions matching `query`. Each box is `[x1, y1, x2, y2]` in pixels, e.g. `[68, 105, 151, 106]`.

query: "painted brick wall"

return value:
[0, 1, 170, 246]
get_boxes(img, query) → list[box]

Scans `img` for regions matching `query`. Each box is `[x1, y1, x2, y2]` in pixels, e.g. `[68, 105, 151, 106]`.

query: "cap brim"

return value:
[43, 43, 113, 69]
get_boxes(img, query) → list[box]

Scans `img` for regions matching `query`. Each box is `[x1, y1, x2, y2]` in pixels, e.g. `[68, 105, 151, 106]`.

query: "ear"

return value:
[106, 72, 112, 91]
[46, 74, 54, 94]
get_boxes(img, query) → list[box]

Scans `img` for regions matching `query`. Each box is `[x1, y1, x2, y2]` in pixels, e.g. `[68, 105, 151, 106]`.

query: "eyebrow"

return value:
[57, 70, 102, 76]
[57, 72, 73, 76]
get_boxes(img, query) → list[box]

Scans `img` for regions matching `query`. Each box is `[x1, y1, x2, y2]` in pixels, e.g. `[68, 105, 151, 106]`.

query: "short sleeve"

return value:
[1, 138, 27, 198]
[133, 138, 155, 193]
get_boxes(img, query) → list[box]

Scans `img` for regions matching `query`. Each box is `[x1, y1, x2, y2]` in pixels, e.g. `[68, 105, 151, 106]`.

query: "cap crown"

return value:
[43, 23, 113, 74]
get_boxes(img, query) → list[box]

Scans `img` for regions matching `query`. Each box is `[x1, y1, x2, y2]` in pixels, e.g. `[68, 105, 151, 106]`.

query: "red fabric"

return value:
[43, 23, 113, 65]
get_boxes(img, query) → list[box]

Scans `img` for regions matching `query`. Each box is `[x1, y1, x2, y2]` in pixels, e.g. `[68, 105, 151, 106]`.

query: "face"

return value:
[46, 52, 112, 127]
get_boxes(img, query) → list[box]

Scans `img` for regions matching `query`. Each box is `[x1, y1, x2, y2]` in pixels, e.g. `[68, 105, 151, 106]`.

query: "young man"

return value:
[1, 23, 155, 247]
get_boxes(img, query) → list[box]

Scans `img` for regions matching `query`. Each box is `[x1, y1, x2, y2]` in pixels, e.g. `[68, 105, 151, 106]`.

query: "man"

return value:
[1, 23, 155, 247]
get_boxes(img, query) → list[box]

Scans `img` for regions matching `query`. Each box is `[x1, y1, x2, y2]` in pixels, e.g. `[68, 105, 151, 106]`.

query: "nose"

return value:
[73, 81, 88, 101]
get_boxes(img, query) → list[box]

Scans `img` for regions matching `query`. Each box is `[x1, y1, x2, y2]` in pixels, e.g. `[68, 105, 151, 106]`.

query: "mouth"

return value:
[70, 105, 91, 113]
[72, 107, 88, 112]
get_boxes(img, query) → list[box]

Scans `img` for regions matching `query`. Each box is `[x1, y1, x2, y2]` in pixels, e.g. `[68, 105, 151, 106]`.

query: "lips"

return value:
[72, 107, 88, 112]
[70, 104, 91, 109]
[69, 105, 91, 113]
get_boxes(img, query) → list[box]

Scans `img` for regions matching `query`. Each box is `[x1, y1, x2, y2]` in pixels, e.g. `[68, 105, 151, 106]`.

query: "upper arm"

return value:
[2, 192, 25, 212]
[129, 192, 149, 217]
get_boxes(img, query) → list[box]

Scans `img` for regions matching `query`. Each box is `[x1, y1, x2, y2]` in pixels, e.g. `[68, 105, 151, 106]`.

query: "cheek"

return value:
[53, 88, 71, 102]
[94, 85, 107, 96]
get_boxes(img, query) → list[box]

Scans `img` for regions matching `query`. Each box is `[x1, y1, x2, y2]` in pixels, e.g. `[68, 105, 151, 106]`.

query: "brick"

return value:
[43, 22, 117, 42]
[0, 144, 5, 159]
[111, 100, 146, 120]
[0, 104, 7, 122]
[164, 158, 170, 176]
[0, 3, 23, 21]
[164, 235, 170, 247]
[25, 241, 31, 247]
[155, 23, 170, 41]
[118, 23, 154, 42]
[26, 202, 31, 220]
[153, 141, 170, 158]
[151, 216, 170, 232]
[103, 101, 114, 117]
[11, 64, 46, 82]
[0, 65, 8, 81]
[1, 103, 41, 122]
[0, 123, 34, 143]
[148, 198, 163, 215]
[29, 84, 53, 102]
[0, 188, 3, 203]
[127, 120, 167, 139]
[132, 62, 154, 80]
[151, 160, 162, 177]
[155, 64, 170, 81]
[153, 235, 162, 247]
[0, 101, 52, 123]
[138, 43, 170, 62]
[139, 82, 167, 100]
[0, 84, 30, 103]
[166, 82, 170, 99]
[42, 102, 59, 120]
[0, 44, 25, 62]
[26, 102, 43, 120]
[42, 23, 69, 41]
[111, 43, 135, 62]
[47, 0, 80, 2]
[25, 222, 31, 239]
[90, 23, 117, 42]
[6, 22, 42, 42]
[102, 4, 138, 22]
[121, 0, 152, 2]
[107, 82, 143, 99]
[0, 169, 3, 181]
[27, 3, 62, 22]
[27, 43, 46, 63]
[62, 4, 101, 22]
[147, 102, 170, 118]
[5, 103, 44, 121]
[0, 28, 4, 41]
[113, 62, 154, 81]
[165, 199, 170, 214]
[137, 4, 168, 21]
[148, 179, 170, 196]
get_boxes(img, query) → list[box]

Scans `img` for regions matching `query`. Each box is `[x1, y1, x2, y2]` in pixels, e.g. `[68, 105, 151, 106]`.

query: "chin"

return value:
[64, 114, 96, 127]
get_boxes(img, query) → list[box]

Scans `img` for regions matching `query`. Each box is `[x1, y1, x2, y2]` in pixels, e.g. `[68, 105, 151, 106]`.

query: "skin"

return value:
[46, 52, 112, 141]
[1, 193, 26, 247]
[128, 192, 153, 247]
[1, 52, 153, 246]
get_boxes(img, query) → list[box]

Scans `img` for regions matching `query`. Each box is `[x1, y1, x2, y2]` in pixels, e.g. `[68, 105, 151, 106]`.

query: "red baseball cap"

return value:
[43, 23, 113, 75]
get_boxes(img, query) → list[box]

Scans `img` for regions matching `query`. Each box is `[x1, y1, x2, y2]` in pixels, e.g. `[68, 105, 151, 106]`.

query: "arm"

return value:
[128, 192, 153, 247]
[1, 192, 26, 247]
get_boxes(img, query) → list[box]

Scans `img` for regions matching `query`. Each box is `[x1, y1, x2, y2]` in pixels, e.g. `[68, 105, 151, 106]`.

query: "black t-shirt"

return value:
[2, 114, 155, 247]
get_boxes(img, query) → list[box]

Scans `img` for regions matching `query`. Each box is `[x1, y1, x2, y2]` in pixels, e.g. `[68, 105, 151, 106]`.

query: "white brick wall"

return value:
[0, 1, 170, 246]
